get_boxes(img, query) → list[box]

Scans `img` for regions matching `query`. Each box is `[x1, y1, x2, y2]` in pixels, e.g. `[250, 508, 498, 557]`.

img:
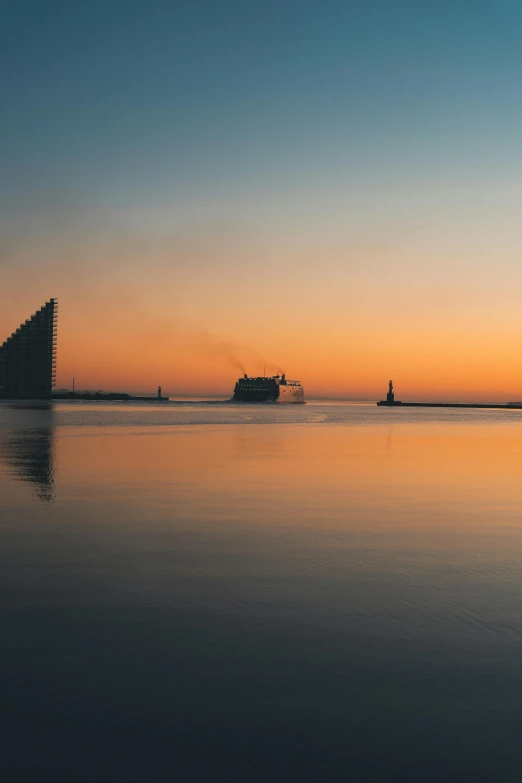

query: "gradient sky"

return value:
[2, 0, 522, 399]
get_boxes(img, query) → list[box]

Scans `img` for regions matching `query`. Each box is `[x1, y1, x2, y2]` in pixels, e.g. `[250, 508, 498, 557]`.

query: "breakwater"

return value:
[377, 401, 522, 409]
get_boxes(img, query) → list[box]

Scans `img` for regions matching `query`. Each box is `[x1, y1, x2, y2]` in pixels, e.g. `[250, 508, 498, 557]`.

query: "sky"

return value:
[2, 0, 522, 400]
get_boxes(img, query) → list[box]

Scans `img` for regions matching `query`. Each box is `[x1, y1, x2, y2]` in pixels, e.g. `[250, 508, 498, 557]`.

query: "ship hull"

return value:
[233, 391, 277, 402]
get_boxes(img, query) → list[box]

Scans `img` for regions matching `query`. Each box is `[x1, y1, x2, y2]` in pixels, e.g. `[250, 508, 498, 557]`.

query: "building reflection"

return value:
[0, 406, 56, 502]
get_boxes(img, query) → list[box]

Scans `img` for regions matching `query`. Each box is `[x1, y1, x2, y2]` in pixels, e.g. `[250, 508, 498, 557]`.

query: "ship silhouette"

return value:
[232, 373, 305, 403]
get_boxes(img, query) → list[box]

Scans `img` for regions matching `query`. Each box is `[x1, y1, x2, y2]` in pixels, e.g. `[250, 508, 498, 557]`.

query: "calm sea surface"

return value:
[2, 401, 522, 781]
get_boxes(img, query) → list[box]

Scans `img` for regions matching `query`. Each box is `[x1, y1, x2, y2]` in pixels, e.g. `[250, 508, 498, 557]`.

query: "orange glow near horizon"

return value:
[1, 294, 521, 402]
[3, 208, 522, 402]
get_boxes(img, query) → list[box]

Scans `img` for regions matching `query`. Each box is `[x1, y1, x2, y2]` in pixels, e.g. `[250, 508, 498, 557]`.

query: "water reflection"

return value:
[0, 406, 55, 502]
[4, 407, 522, 780]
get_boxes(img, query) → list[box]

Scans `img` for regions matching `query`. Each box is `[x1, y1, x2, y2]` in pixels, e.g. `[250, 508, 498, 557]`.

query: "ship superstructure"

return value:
[232, 373, 305, 403]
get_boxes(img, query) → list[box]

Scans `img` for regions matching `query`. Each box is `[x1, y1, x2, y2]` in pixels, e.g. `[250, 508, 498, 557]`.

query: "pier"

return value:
[377, 381, 522, 410]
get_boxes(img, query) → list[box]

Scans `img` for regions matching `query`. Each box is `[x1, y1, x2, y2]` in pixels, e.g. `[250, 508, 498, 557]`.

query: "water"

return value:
[2, 401, 522, 781]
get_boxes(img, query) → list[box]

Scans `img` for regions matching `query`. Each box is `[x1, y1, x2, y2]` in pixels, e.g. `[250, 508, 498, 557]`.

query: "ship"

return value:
[232, 373, 305, 403]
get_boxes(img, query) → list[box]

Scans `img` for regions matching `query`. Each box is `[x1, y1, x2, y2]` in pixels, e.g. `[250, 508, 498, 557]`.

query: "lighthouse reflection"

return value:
[0, 406, 56, 502]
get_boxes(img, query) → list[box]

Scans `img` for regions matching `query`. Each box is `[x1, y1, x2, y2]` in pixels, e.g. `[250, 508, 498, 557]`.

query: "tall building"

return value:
[0, 299, 58, 399]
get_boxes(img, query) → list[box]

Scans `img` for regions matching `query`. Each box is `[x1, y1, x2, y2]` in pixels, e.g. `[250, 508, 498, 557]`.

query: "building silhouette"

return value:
[0, 299, 57, 399]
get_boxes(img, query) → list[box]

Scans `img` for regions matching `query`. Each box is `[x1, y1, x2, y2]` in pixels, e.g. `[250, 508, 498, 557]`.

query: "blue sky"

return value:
[3, 0, 522, 210]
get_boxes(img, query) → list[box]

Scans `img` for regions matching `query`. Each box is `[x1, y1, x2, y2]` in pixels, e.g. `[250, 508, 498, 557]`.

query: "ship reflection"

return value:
[0, 406, 56, 502]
